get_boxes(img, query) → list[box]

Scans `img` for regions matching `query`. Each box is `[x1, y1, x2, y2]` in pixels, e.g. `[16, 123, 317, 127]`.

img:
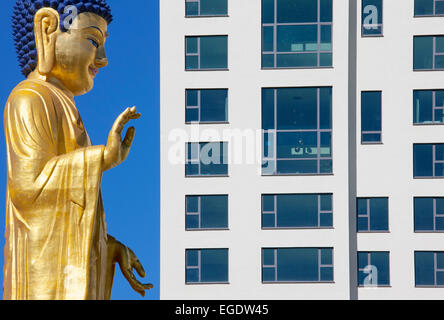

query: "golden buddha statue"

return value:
[3, 0, 153, 300]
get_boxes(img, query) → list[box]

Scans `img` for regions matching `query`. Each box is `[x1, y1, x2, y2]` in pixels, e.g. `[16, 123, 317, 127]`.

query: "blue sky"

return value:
[0, 0, 160, 300]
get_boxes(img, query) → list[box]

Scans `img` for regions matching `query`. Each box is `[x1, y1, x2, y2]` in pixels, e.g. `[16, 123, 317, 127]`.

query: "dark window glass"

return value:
[186, 37, 198, 54]
[200, 249, 228, 282]
[186, 195, 228, 230]
[437, 0, 444, 14]
[262, 87, 333, 175]
[276, 25, 318, 53]
[361, 91, 382, 143]
[320, 0, 333, 22]
[262, 248, 334, 283]
[262, 194, 333, 229]
[185, 36, 228, 70]
[262, 0, 333, 68]
[186, 1, 199, 16]
[200, 36, 228, 69]
[357, 252, 390, 286]
[414, 0, 444, 16]
[186, 249, 229, 283]
[201, 196, 228, 228]
[186, 142, 228, 177]
[277, 0, 318, 23]
[362, 0, 383, 37]
[186, 89, 228, 123]
[415, 251, 437, 286]
[201, 90, 228, 122]
[185, 0, 228, 17]
[357, 198, 389, 232]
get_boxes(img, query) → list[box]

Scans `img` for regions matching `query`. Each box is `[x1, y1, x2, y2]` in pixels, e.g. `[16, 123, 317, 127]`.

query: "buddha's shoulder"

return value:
[8, 80, 55, 103]
[5, 80, 60, 118]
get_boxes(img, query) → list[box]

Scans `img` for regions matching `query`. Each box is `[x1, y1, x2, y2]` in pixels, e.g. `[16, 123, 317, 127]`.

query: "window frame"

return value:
[261, 193, 334, 230]
[357, 251, 391, 287]
[414, 197, 444, 232]
[185, 35, 229, 71]
[414, 0, 444, 17]
[356, 197, 390, 233]
[185, 195, 229, 231]
[261, 247, 334, 284]
[185, 248, 230, 284]
[261, 86, 333, 176]
[185, 142, 229, 177]
[415, 251, 444, 288]
[361, 90, 383, 144]
[413, 143, 444, 178]
[413, 35, 444, 71]
[185, 0, 229, 18]
[413, 89, 444, 125]
[185, 88, 229, 124]
[361, 0, 384, 38]
[261, 0, 334, 69]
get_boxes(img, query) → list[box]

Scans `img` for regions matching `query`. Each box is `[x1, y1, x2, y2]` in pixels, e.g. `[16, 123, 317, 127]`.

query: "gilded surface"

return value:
[3, 7, 152, 300]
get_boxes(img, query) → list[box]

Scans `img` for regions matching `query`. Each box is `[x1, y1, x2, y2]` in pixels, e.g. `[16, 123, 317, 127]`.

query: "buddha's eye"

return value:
[88, 38, 99, 48]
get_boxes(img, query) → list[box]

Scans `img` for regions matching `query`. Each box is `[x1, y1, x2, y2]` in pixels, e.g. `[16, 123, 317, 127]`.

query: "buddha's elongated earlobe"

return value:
[34, 8, 60, 76]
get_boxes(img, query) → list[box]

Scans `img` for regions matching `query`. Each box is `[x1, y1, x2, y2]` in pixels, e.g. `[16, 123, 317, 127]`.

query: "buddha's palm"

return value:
[103, 106, 141, 171]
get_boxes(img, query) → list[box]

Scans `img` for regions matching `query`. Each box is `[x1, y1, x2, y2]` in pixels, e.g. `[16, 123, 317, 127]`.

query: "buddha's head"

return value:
[13, 0, 113, 96]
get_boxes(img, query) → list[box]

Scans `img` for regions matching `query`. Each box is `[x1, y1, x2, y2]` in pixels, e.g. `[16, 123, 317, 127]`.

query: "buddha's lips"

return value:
[89, 66, 99, 77]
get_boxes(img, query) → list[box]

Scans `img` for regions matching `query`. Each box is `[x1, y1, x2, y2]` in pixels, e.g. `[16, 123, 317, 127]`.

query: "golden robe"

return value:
[3, 79, 115, 300]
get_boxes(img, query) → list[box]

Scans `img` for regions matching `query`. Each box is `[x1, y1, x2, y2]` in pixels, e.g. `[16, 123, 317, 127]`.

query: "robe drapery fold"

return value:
[3, 79, 113, 300]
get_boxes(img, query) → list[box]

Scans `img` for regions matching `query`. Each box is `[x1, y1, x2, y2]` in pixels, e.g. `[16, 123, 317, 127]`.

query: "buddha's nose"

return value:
[95, 47, 108, 68]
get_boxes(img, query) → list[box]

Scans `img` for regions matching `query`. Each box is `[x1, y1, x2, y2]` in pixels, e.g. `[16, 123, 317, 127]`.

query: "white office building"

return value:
[160, 0, 444, 300]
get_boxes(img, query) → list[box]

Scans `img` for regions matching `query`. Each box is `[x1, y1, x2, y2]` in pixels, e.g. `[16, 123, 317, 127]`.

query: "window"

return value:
[413, 144, 444, 178]
[186, 249, 229, 284]
[262, 248, 334, 283]
[186, 195, 228, 230]
[361, 91, 382, 143]
[414, 0, 444, 16]
[358, 252, 390, 286]
[414, 197, 444, 231]
[262, 87, 333, 175]
[262, 194, 333, 229]
[185, 36, 228, 70]
[357, 198, 389, 232]
[414, 36, 444, 71]
[414, 90, 444, 124]
[415, 251, 444, 287]
[186, 142, 228, 177]
[186, 89, 228, 123]
[361, 0, 383, 37]
[261, 0, 333, 68]
[185, 0, 228, 17]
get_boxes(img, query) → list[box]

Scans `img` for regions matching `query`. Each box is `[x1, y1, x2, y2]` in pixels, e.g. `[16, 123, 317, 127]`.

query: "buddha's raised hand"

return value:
[103, 106, 141, 171]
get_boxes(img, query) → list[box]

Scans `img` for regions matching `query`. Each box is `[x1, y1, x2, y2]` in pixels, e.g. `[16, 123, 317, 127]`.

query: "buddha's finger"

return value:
[129, 276, 147, 296]
[119, 111, 140, 126]
[142, 283, 154, 290]
[122, 269, 145, 296]
[122, 127, 135, 149]
[113, 108, 131, 133]
[133, 259, 146, 278]
[129, 113, 141, 120]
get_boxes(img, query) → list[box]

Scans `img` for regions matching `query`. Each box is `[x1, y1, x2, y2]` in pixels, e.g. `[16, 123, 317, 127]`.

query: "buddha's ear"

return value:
[34, 8, 60, 76]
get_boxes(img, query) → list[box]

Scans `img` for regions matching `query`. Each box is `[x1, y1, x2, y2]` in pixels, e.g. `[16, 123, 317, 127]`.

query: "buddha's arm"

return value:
[4, 89, 104, 211]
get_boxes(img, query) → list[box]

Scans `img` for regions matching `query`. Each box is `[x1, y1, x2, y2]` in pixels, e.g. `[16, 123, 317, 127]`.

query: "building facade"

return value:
[160, 0, 444, 299]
